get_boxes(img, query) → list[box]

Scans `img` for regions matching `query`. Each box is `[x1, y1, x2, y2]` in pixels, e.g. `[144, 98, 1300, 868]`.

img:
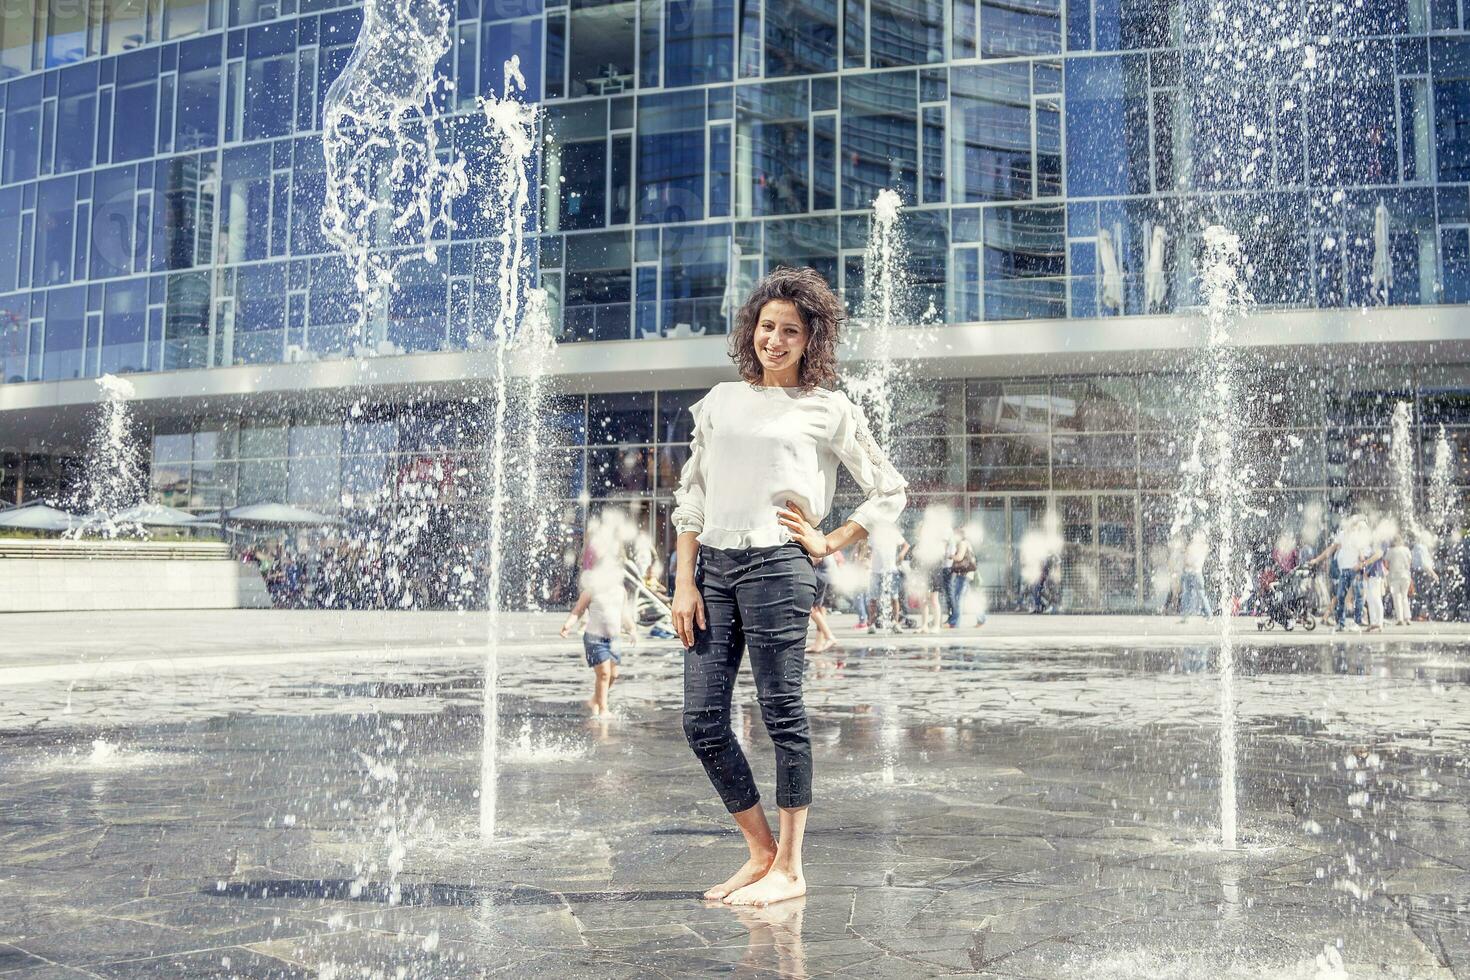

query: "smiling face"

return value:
[752, 299, 810, 385]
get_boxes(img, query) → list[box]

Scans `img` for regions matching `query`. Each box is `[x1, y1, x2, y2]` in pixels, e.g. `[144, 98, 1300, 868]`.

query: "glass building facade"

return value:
[4, 0, 1470, 608]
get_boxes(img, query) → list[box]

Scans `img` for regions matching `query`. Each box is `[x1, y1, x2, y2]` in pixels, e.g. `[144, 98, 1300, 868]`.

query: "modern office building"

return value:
[3, 0, 1470, 609]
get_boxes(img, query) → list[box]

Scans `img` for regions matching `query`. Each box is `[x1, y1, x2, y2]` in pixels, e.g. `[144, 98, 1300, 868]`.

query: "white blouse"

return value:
[671, 381, 908, 550]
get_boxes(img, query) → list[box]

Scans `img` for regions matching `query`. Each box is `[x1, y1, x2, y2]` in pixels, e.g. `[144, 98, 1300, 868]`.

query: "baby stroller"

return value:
[1257, 566, 1317, 631]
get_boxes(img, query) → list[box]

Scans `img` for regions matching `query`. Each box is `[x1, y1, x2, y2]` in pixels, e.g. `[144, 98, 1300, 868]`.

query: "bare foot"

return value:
[724, 867, 806, 907]
[704, 852, 776, 901]
[585, 699, 602, 717]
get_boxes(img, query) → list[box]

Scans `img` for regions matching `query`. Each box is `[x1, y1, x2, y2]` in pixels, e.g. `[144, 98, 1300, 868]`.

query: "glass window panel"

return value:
[764, 0, 837, 76]
[153, 154, 214, 272]
[735, 81, 809, 217]
[871, 0, 943, 67]
[1050, 378, 1137, 432]
[1093, 0, 1173, 51]
[1435, 66, 1470, 183]
[221, 144, 273, 263]
[56, 65, 99, 173]
[951, 64, 1031, 203]
[563, 230, 632, 341]
[33, 177, 77, 288]
[234, 262, 285, 363]
[813, 114, 836, 210]
[610, 134, 633, 225]
[966, 379, 1049, 434]
[100, 278, 148, 374]
[289, 422, 340, 457]
[661, 221, 728, 335]
[545, 11, 567, 98]
[90, 165, 138, 279]
[1307, 82, 1396, 186]
[107, 0, 154, 52]
[244, 24, 296, 140]
[588, 445, 653, 496]
[639, 0, 660, 87]
[163, 270, 211, 369]
[709, 123, 732, 218]
[239, 422, 288, 457]
[891, 436, 965, 492]
[387, 259, 448, 352]
[983, 203, 1065, 320]
[588, 391, 654, 443]
[481, 20, 543, 101]
[0, 189, 18, 294]
[545, 104, 608, 232]
[238, 457, 287, 505]
[152, 432, 193, 507]
[1052, 433, 1137, 489]
[954, 0, 977, 59]
[42, 286, 86, 380]
[1064, 54, 1149, 197]
[164, 0, 210, 39]
[983, 0, 1061, 57]
[968, 434, 1049, 490]
[843, 0, 864, 66]
[0, 3, 39, 77]
[841, 71, 917, 210]
[663, 0, 734, 87]
[176, 36, 222, 150]
[568, 0, 637, 98]
[637, 90, 706, 223]
[764, 215, 839, 284]
[112, 52, 159, 162]
[2, 83, 41, 183]
[46, 0, 93, 66]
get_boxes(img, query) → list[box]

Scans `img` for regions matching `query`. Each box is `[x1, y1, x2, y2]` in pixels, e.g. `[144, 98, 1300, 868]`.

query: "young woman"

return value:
[670, 267, 907, 908]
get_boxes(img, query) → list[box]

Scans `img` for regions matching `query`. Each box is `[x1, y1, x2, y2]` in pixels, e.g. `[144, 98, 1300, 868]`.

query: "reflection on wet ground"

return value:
[1, 631, 1468, 977]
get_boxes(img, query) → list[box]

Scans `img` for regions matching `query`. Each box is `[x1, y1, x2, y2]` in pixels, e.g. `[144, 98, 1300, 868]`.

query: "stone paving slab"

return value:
[0, 614, 1468, 977]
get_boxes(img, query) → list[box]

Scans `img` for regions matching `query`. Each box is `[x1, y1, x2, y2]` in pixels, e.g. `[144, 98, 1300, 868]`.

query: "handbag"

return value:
[951, 546, 977, 576]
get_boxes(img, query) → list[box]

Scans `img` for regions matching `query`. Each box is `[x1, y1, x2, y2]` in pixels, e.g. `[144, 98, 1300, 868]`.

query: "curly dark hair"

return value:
[729, 266, 845, 390]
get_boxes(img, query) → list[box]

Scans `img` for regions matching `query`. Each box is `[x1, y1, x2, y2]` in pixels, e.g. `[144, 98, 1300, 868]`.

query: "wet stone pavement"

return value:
[1, 617, 1468, 978]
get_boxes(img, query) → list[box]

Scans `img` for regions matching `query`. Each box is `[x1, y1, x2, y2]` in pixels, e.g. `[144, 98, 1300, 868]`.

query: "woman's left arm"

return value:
[831, 392, 908, 532]
[777, 393, 908, 559]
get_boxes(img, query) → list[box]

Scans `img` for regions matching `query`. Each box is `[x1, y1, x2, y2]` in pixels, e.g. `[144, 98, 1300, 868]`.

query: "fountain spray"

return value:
[476, 56, 538, 838]
[320, 0, 468, 351]
[1390, 401, 1420, 540]
[1195, 225, 1254, 850]
[69, 374, 144, 539]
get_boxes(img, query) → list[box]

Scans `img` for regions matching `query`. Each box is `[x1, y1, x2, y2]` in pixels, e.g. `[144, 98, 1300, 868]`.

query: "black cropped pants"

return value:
[683, 543, 818, 812]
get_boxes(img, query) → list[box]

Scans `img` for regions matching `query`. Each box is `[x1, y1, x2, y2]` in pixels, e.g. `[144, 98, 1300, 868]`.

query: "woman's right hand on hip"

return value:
[672, 581, 707, 649]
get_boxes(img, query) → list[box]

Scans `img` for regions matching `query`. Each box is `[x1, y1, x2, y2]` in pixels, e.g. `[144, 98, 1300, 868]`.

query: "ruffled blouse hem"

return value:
[696, 526, 794, 550]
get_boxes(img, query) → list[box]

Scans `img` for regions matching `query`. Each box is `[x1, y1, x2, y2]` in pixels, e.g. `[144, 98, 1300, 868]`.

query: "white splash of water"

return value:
[1389, 401, 1421, 539]
[848, 189, 911, 449]
[477, 56, 539, 839]
[69, 374, 144, 539]
[512, 288, 558, 610]
[320, 0, 468, 351]
[1195, 223, 1254, 851]
[1429, 424, 1454, 536]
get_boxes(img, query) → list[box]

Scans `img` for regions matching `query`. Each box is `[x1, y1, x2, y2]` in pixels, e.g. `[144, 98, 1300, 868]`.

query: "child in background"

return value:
[560, 568, 635, 717]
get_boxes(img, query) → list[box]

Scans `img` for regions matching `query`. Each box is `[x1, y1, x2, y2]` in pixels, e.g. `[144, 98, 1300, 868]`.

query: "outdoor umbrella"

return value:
[1371, 201, 1393, 299]
[82, 502, 198, 529]
[1145, 223, 1168, 312]
[223, 503, 346, 526]
[1097, 227, 1125, 313]
[0, 501, 79, 532]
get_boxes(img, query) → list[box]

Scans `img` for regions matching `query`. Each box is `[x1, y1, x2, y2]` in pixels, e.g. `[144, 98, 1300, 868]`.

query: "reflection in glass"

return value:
[951, 64, 1032, 203]
[842, 71, 918, 209]
[736, 82, 809, 217]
